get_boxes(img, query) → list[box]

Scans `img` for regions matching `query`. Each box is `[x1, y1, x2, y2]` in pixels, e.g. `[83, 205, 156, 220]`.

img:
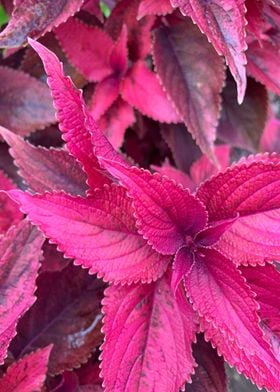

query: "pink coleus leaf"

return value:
[217, 76, 268, 152]
[0, 0, 84, 48]
[0, 170, 22, 235]
[0, 219, 44, 364]
[9, 185, 170, 284]
[185, 335, 227, 392]
[97, 160, 207, 254]
[0, 345, 52, 391]
[55, 18, 114, 82]
[247, 39, 280, 95]
[97, 98, 136, 149]
[151, 159, 195, 190]
[171, 0, 247, 103]
[153, 20, 225, 160]
[240, 263, 280, 359]
[10, 264, 104, 375]
[137, 0, 173, 19]
[121, 61, 181, 123]
[28, 38, 112, 191]
[101, 274, 197, 392]
[260, 114, 280, 153]
[197, 158, 280, 265]
[184, 248, 280, 391]
[0, 126, 87, 195]
[0, 66, 55, 136]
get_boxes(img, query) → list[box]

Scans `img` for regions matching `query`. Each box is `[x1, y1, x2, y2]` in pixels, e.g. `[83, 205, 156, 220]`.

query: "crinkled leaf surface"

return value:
[0, 0, 84, 47]
[0, 346, 52, 391]
[184, 248, 280, 391]
[138, 0, 173, 18]
[197, 158, 280, 265]
[171, 0, 247, 103]
[153, 21, 224, 159]
[28, 38, 111, 191]
[10, 264, 104, 375]
[121, 61, 181, 123]
[185, 335, 227, 392]
[0, 220, 44, 364]
[0, 170, 22, 234]
[9, 185, 170, 284]
[0, 66, 55, 136]
[218, 76, 268, 152]
[101, 275, 197, 392]
[55, 17, 114, 82]
[97, 161, 207, 254]
[0, 127, 87, 195]
[151, 160, 195, 190]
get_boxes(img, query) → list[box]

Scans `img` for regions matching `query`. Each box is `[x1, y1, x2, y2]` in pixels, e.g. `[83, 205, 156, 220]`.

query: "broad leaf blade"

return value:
[11, 265, 104, 375]
[185, 248, 280, 391]
[171, 0, 247, 103]
[0, 0, 84, 47]
[0, 220, 44, 364]
[0, 66, 55, 136]
[0, 346, 52, 391]
[138, 0, 173, 18]
[0, 127, 87, 195]
[101, 275, 197, 392]
[9, 185, 170, 284]
[0, 170, 22, 234]
[97, 161, 207, 255]
[153, 21, 225, 159]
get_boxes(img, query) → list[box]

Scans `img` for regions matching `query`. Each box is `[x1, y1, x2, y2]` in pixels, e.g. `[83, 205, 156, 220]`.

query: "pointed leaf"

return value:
[89, 76, 120, 121]
[101, 275, 197, 392]
[55, 18, 114, 82]
[247, 39, 280, 95]
[121, 61, 181, 123]
[0, 220, 44, 364]
[28, 38, 111, 191]
[9, 185, 170, 284]
[10, 265, 104, 375]
[0, 170, 22, 235]
[0, 346, 52, 391]
[185, 335, 227, 392]
[153, 21, 225, 159]
[0, 0, 84, 47]
[0, 66, 55, 136]
[171, 246, 194, 294]
[138, 0, 173, 18]
[97, 161, 207, 254]
[218, 76, 268, 152]
[185, 248, 280, 391]
[171, 0, 247, 103]
[0, 127, 87, 195]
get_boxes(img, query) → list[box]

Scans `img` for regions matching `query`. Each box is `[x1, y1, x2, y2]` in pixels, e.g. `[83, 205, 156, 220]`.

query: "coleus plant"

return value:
[1, 36, 279, 391]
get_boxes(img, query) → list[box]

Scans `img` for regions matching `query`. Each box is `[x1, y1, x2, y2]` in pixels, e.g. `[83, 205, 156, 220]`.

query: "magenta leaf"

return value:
[185, 248, 280, 391]
[0, 126, 87, 195]
[197, 158, 280, 265]
[137, 0, 173, 18]
[240, 263, 280, 359]
[218, 76, 268, 152]
[247, 39, 280, 95]
[171, 0, 247, 103]
[0, 170, 23, 235]
[0, 346, 52, 391]
[101, 274, 197, 392]
[185, 335, 227, 392]
[0, 219, 44, 364]
[10, 264, 104, 375]
[28, 38, 112, 191]
[153, 20, 225, 160]
[97, 160, 207, 254]
[9, 185, 170, 284]
[0, 0, 84, 47]
[121, 61, 181, 123]
[55, 17, 115, 82]
[260, 114, 280, 153]
[0, 66, 55, 136]
[151, 159, 195, 190]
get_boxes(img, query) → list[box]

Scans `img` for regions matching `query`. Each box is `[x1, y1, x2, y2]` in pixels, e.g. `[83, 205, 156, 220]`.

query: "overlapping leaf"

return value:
[0, 170, 22, 234]
[0, 220, 44, 364]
